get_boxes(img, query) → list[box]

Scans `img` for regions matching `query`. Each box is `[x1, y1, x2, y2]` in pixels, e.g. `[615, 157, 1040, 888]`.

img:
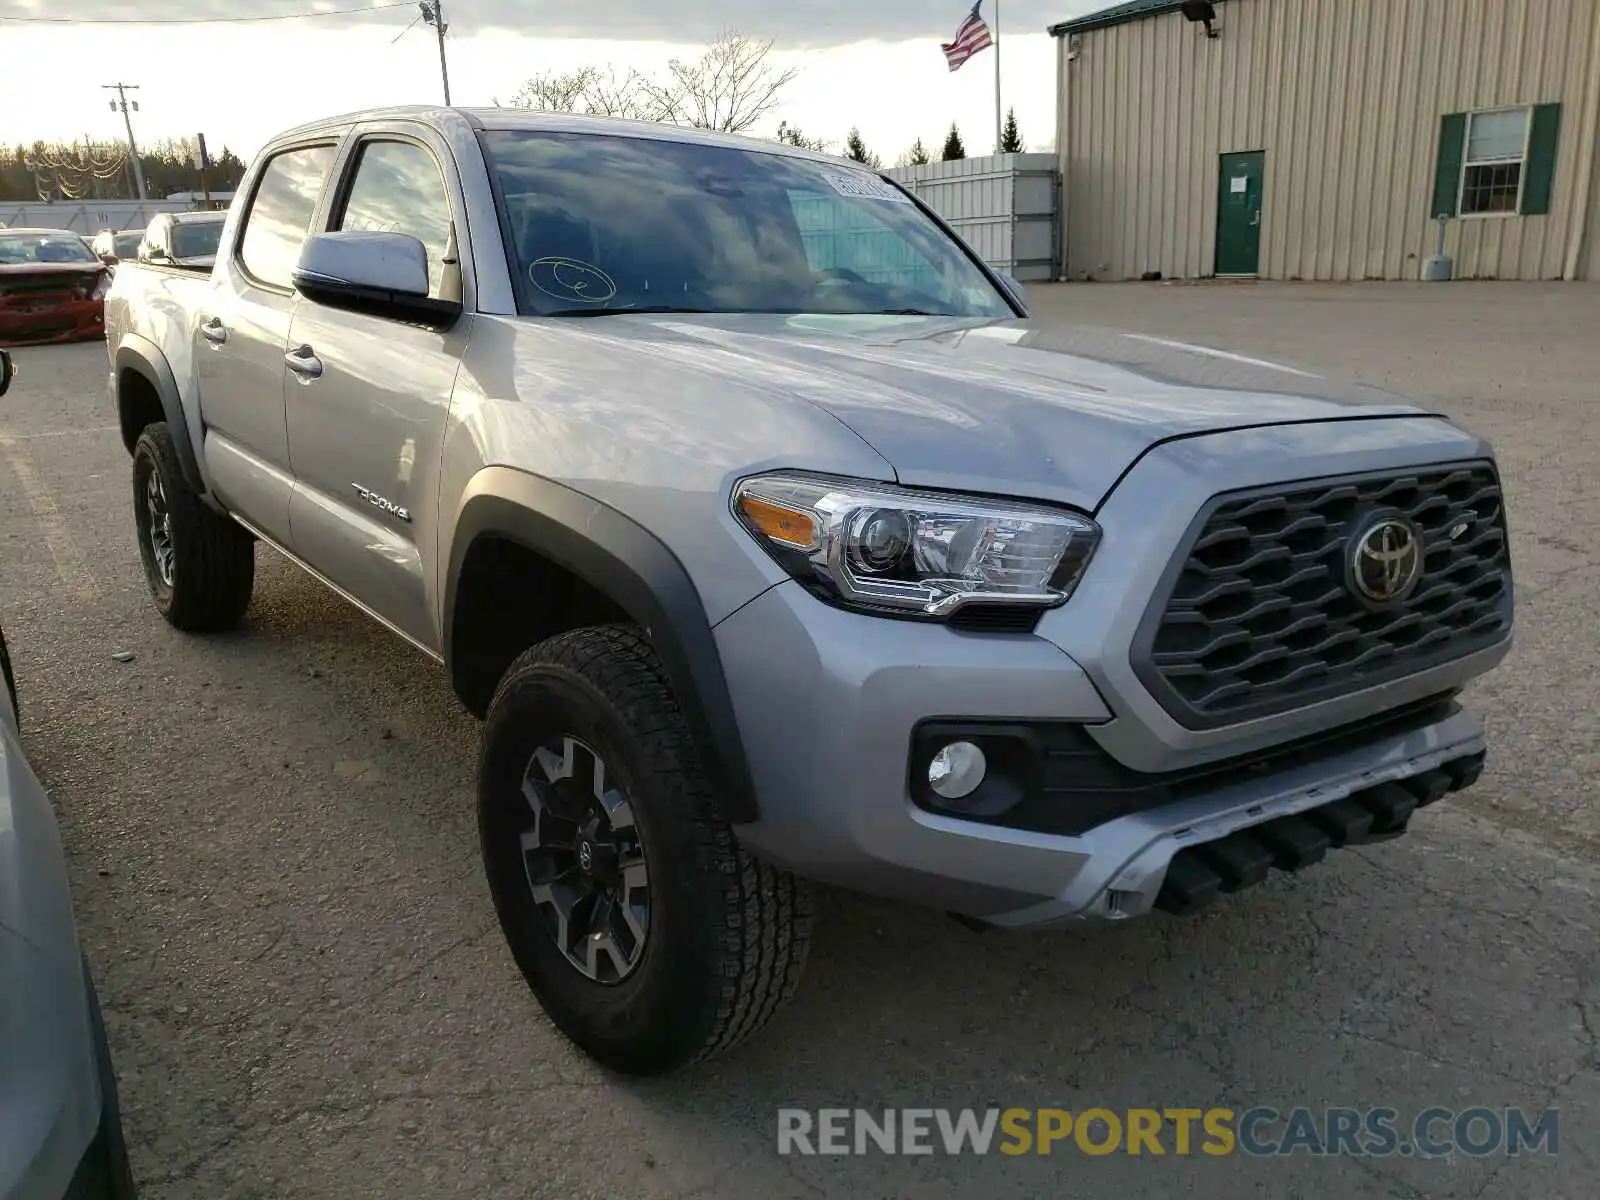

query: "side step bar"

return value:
[1155, 750, 1485, 915]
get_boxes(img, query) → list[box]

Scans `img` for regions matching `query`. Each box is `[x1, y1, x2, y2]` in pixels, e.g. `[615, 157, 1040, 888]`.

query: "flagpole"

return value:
[993, 0, 1003, 154]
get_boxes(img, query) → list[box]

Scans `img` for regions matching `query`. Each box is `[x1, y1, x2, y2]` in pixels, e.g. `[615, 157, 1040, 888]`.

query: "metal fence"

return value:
[884, 153, 1060, 281]
[0, 199, 200, 234]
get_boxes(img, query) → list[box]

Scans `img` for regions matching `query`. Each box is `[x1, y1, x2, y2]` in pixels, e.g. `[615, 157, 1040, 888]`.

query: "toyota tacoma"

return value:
[104, 107, 1512, 1075]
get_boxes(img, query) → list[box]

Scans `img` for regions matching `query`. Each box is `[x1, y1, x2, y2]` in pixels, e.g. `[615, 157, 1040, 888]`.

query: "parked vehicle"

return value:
[90, 230, 147, 272]
[0, 229, 108, 346]
[134, 211, 225, 272]
[104, 107, 1512, 1075]
[0, 350, 136, 1198]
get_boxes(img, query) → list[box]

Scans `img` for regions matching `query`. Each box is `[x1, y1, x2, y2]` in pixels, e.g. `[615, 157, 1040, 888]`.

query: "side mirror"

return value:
[996, 271, 1028, 312]
[292, 232, 461, 329]
[0, 349, 14, 397]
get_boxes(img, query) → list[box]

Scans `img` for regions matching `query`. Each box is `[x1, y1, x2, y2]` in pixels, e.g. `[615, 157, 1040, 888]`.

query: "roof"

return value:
[164, 210, 225, 224]
[268, 104, 855, 170]
[1049, 0, 1205, 37]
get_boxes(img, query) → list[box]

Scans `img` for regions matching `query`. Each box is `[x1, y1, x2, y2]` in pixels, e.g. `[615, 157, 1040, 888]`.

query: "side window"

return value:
[336, 140, 453, 297]
[238, 144, 337, 289]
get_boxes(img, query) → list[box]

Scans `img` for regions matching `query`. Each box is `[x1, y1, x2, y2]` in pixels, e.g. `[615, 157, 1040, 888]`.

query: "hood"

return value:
[0, 262, 104, 278]
[546, 313, 1430, 511]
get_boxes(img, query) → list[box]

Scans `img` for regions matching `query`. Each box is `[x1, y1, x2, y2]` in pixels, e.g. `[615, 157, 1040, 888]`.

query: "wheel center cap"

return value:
[577, 839, 596, 873]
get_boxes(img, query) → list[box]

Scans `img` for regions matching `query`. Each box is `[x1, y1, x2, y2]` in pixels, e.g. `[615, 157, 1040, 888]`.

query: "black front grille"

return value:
[1135, 463, 1511, 728]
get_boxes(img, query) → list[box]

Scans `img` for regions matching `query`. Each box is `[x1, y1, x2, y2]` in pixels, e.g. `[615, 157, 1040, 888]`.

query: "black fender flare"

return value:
[114, 337, 206, 494]
[445, 469, 760, 825]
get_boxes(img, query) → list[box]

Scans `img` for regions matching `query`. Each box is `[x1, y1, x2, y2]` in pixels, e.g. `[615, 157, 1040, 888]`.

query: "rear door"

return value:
[197, 140, 341, 546]
[283, 124, 473, 651]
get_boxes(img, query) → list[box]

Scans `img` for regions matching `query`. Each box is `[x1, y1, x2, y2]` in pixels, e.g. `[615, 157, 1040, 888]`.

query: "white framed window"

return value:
[1459, 108, 1530, 216]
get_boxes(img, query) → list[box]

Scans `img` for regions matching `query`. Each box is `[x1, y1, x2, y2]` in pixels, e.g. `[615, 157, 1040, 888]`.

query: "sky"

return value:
[0, 1, 1102, 166]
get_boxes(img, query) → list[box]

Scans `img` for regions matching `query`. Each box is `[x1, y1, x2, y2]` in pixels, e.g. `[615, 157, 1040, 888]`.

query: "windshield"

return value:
[171, 220, 223, 260]
[483, 130, 1014, 319]
[0, 232, 100, 265]
[114, 231, 143, 257]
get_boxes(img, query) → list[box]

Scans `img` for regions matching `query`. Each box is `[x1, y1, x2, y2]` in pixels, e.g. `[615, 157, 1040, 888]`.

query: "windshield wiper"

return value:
[869, 308, 946, 316]
[542, 305, 713, 318]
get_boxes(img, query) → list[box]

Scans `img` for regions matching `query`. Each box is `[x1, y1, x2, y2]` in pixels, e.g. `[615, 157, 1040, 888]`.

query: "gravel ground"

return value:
[1, 281, 1595, 1199]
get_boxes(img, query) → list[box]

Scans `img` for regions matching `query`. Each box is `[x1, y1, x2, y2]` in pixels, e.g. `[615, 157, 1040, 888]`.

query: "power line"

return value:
[0, 4, 406, 24]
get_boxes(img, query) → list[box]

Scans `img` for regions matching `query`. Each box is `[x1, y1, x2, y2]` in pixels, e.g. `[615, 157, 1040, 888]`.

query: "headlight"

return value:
[733, 473, 1100, 618]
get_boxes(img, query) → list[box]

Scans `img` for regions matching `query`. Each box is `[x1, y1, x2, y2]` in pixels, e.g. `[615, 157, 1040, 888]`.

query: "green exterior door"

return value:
[1215, 150, 1264, 276]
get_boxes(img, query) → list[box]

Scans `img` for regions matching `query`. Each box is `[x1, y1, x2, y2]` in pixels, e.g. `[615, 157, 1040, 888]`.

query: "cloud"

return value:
[4, 0, 1099, 46]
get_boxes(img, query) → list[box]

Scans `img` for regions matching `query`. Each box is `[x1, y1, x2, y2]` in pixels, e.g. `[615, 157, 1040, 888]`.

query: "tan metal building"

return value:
[1050, 0, 1600, 281]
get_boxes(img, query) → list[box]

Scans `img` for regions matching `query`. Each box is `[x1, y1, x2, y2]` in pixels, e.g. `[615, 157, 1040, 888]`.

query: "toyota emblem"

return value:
[1348, 516, 1423, 605]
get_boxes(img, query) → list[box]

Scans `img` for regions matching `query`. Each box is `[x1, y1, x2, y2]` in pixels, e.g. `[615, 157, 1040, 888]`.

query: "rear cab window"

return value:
[237, 144, 339, 289]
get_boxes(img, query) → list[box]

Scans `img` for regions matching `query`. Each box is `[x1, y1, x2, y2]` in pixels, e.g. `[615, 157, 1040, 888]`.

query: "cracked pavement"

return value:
[1, 280, 1595, 1197]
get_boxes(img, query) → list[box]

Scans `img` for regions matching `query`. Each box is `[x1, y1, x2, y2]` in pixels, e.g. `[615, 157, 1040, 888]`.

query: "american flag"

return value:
[942, 2, 994, 72]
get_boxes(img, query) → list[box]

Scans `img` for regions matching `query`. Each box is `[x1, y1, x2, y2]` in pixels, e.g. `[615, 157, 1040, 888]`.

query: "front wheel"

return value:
[131, 423, 254, 632]
[479, 624, 813, 1075]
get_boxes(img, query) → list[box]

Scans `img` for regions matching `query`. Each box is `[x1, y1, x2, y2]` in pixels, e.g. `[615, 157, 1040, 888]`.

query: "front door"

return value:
[284, 131, 469, 651]
[1215, 150, 1264, 277]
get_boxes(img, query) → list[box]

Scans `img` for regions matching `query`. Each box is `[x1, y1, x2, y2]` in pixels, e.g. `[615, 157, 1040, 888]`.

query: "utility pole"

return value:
[419, 1, 452, 105]
[103, 83, 147, 200]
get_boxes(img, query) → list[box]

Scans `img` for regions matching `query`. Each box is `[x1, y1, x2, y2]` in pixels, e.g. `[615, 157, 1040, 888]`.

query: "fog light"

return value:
[928, 741, 987, 800]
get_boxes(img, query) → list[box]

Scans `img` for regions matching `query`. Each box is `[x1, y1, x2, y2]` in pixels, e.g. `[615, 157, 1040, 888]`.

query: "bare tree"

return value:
[643, 32, 799, 134]
[505, 65, 663, 121]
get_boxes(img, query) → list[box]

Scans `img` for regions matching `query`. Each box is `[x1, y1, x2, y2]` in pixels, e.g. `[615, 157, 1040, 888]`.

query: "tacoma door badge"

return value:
[352, 484, 412, 523]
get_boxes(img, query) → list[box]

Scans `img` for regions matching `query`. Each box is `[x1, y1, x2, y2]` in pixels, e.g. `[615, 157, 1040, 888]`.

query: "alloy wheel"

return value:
[145, 470, 175, 587]
[519, 735, 651, 983]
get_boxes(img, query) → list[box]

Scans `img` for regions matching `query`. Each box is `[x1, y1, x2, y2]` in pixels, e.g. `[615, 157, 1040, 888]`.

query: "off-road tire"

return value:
[479, 624, 813, 1075]
[132, 422, 253, 632]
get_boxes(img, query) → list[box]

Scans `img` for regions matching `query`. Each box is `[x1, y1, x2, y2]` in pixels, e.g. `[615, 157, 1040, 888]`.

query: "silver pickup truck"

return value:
[105, 106, 1512, 1075]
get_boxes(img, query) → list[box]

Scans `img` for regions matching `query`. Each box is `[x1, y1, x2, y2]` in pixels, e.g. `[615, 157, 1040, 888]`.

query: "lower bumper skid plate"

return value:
[1155, 750, 1485, 915]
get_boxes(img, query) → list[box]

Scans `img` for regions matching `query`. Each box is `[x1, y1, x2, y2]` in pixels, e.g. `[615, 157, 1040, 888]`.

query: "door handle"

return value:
[284, 345, 323, 380]
[1250, 211, 1261, 226]
[200, 317, 228, 345]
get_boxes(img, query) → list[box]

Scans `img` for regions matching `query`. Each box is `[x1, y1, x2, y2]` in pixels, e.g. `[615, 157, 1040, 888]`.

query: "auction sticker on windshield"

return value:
[823, 171, 913, 204]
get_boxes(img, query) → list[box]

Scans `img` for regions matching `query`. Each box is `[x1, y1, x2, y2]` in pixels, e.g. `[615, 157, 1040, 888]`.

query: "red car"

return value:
[0, 228, 110, 347]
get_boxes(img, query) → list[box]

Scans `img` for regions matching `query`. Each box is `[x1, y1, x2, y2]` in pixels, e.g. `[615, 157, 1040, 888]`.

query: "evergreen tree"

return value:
[844, 127, 880, 168]
[941, 123, 966, 161]
[999, 108, 1023, 154]
[906, 138, 931, 166]
[775, 121, 830, 152]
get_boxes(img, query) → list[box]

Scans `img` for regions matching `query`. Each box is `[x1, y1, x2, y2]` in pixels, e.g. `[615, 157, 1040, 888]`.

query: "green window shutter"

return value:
[1430, 112, 1467, 219]
[1520, 102, 1562, 215]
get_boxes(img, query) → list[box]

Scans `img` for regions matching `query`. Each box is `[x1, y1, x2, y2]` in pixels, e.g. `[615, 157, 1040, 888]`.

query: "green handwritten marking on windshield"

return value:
[529, 257, 617, 304]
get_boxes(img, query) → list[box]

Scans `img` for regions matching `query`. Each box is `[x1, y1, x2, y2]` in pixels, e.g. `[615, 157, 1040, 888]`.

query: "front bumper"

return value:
[716, 420, 1510, 927]
[0, 300, 104, 347]
[717, 581, 1489, 926]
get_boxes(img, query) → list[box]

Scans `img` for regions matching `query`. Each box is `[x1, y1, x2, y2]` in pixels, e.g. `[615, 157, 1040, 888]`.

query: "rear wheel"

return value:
[479, 624, 812, 1075]
[132, 423, 253, 632]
